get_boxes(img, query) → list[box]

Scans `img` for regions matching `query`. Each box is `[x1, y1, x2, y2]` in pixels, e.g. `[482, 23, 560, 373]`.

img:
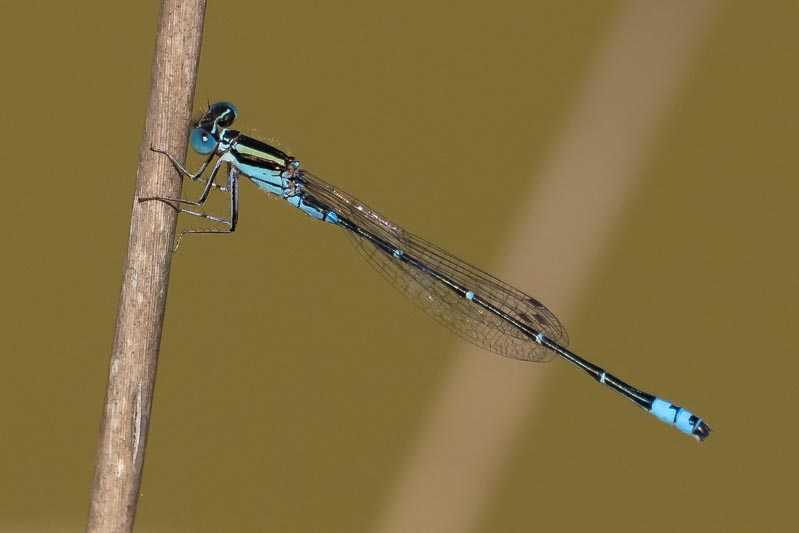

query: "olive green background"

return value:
[1, 1, 797, 531]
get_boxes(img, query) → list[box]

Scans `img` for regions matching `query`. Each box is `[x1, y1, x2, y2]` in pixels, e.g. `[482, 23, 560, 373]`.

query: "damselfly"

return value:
[147, 102, 712, 441]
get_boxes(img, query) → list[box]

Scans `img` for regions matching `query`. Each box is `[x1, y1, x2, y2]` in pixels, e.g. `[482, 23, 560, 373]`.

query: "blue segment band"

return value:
[650, 398, 677, 424]
[286, 195, 339, 224]
[649, 398, 698, 435]
[675, 408, 699, 435]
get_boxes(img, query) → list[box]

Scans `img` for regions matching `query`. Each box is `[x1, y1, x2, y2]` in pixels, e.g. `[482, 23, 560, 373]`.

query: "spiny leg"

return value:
[172, 168, 240, 252]
[150, 146, 214, 182]
[141, 153, 229, 208]
[141, 147, 241, 251]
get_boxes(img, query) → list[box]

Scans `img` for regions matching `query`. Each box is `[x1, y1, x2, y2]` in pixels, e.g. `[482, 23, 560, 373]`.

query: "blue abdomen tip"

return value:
[650, 398, 699, 435]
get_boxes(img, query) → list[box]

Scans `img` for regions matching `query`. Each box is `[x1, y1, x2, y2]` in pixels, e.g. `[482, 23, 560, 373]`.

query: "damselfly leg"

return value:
[141, 147, 240, 251]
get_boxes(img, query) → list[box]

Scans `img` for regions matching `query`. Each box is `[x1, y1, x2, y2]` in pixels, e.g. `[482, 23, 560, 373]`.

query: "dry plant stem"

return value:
[88, 1, 206, 531]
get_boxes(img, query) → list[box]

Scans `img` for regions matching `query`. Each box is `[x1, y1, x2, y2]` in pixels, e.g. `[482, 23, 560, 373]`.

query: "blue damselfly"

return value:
[147, 102, 712, 441]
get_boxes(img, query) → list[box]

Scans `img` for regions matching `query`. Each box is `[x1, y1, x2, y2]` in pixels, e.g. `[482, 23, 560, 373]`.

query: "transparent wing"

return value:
[295, 169, 568, 362]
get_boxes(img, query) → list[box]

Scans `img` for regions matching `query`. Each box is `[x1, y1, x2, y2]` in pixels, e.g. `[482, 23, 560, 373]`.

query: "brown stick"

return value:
[88, 1, 206, 531]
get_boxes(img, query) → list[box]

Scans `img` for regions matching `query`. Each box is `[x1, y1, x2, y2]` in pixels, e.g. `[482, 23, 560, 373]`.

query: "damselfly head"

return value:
[195, 101, 238, 132]
[190, 102, 239, 155]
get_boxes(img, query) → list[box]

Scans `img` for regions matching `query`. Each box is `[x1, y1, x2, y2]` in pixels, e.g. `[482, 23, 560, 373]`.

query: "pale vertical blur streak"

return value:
[371, 2, 720, 533]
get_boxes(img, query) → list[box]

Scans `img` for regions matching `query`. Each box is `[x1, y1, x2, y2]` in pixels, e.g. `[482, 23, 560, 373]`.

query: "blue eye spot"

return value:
[210, 101, 238, 127]
[190, 128, 217, 155]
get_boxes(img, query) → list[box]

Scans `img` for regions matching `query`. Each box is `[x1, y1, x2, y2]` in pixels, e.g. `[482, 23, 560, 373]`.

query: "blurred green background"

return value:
[1, 1, 797, 531]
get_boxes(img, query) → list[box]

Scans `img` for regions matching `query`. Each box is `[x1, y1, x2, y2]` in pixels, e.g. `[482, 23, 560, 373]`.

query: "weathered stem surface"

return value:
[88, 1, 206, 531]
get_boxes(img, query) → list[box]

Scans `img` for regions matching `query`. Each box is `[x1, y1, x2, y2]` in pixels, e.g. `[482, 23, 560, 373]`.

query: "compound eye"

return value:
[190, 128, 217, 155]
